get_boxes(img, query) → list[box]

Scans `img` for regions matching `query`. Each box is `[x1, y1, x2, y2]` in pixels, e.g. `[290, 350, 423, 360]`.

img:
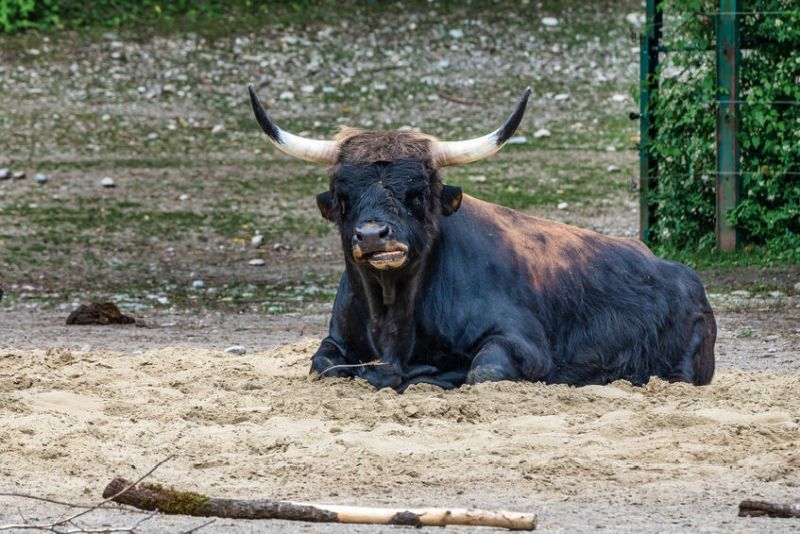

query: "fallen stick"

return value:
[102, 478, 537, 530]
[739, 500, 800, 518]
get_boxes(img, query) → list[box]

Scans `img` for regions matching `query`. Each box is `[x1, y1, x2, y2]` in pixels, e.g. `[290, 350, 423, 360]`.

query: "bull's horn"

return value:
[431, 87, 531, 167]
[248, 85, 338, 165]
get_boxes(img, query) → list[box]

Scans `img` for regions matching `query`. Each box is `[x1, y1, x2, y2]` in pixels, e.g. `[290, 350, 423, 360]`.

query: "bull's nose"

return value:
[354, 222, 390, 250]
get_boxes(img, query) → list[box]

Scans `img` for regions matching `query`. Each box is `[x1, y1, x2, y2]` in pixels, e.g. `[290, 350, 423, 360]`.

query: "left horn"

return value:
[431, 87, 531, 167]
[248, 85, 338, 165]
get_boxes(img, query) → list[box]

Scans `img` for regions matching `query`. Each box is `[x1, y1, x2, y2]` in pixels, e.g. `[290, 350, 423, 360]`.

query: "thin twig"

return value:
[0, 494, 93, 509]
[0, 456, 174, 532]
[321, 361, 389, 375]
[180, 518, 217, 533]
[437, 92, 480, 106]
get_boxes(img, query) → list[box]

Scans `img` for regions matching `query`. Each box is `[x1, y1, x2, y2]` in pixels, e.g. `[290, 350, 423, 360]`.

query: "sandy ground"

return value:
[1, 308, 799, 533]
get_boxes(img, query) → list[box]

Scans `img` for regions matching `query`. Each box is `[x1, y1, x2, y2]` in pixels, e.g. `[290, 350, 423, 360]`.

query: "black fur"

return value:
[311, 161, 716, 392]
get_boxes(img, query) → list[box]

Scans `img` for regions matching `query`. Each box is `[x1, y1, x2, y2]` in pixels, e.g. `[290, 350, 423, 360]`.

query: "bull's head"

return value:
[249, 85, 530, 275]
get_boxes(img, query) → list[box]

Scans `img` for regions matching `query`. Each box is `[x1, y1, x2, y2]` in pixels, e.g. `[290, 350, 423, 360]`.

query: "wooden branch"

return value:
[739, 500, 800, 518]
[103, 478, 537, 530]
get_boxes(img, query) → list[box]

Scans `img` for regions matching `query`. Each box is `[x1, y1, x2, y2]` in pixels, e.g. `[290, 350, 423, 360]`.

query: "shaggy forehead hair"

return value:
[334, 127, 437, 167]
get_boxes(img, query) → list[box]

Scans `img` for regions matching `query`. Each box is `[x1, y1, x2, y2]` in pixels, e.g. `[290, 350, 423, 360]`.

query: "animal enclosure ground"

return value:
[1, 0, 799, 532]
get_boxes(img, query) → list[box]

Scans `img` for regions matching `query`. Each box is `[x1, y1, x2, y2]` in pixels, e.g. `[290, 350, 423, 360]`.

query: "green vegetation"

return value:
[649, 0, 800, 263]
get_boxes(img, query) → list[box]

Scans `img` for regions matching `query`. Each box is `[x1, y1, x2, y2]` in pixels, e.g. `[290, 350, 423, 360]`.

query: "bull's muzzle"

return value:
[352, 222, 409, 270]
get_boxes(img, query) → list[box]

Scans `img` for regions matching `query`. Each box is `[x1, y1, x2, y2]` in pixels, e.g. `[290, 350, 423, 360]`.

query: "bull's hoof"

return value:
[466, 364, 516, 385]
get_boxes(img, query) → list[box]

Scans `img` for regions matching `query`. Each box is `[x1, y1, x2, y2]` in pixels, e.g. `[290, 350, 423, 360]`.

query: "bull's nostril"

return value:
[378, 225, 389, 239]
[355, 231, 364, 241]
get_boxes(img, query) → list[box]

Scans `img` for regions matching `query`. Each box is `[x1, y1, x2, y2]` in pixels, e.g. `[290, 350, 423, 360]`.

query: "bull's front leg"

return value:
[466, 335, 553, 385]
[310, 337, 355, 378]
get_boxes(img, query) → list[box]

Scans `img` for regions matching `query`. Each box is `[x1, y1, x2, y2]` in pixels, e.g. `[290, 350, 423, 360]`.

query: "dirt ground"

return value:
[2, 1, 800, 532]
[1, 303, 799, 533]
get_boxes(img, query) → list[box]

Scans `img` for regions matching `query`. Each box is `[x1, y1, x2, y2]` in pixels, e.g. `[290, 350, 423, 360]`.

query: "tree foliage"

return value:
[650, 0, 800, 262]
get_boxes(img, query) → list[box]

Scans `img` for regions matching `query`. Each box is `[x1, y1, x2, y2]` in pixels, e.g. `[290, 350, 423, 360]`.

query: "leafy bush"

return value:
[649, 0, 800, 262]
[0, 0, 338, 33]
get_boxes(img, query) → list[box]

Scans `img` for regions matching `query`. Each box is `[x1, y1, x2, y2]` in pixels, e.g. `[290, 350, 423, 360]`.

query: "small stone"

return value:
[768, 291, 784, 298]
[11, 171, 26, 180]
[211, 124, 225, 135]
[322, 86, 337, 94]
[557, 202, 569, 210]
[248, 259, 266, 266]
[224, 345, 247, 355]
[554, 93, 570, 101]
[81, 344, 93, 353]
[178, 193, 189, 201]
[730, 290, 751, 298]
[436, 59, 451, 69]
[163, 83, 177, 94]
[192, 280, 205, 289]
[507, 136, 527, 144]
[0, 168, 10, 180]
[607, 165, 621, 173]
[541, 17, 559, 26]
[611, 94, 628, 102]
[279, 91, 295, 100]
[449, 28, 464, 39]
[251, 234, 264, 248]
[101, 176, 116, 188]
[794, 282, 800, 293]
[34, 173, 48, 184]
[767, 348, 778, 353]
[468, 175, 487, 183]
[765, 335, 779, 341]
[147, 132, 159, 140]
[533, 128, 551, 139]
[101, 114, 111, 122]
[373, 82, 387, 91]
[626, 13, 645, 26]
[301, 84, 315, 94]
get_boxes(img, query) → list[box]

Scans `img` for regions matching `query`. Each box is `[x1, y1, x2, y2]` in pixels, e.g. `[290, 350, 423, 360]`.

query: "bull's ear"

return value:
[316, 191, 335, 221]
[440, 185, 462, 216]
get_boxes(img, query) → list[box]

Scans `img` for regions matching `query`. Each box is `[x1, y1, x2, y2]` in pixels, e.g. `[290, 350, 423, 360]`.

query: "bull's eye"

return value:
[405, 189, 426, 217]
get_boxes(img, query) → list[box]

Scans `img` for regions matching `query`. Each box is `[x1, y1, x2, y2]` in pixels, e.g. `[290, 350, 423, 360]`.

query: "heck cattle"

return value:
[248, 85, 716, 392]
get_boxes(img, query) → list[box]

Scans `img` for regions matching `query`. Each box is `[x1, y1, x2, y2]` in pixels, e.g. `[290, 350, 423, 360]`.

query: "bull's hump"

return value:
[456, 195, 652, 282]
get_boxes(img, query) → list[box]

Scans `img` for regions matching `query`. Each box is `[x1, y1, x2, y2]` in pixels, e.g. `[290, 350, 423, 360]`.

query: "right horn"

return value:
[248, 85, 338, 165]
[431, 87, 531, 168]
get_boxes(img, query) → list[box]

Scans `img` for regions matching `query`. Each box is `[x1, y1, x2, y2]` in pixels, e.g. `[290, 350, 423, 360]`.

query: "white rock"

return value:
[211, 124, 225, 135]
[101, 114, 111, 121]
[626, 13, 646, 26]
[730, 290, 751, 298]
[192, 279, 205, 289]
[0, 168, 10, 180]
[468, 175, 487, 183]
[100, 176, 116, 188]
[224, 345, 247, 355]
[794, 282, 800, 292]
[248, 259, 266, 266]
[373, 82, 387, 91]
[769, 291, 784, 298]
[436, 59, 451, 69]
[251, 234, 264, 248]
[507, 136, 527, 145]
[554, 93, 570, 101]
[179, 193, 189, 201]
[557, 202, 569, 210]
[449, 28, 464, 39]
[301, 84, 315, 94]
[279, 91, 295, 100]
[34, 173, 48, 184]
[147, 132, 158, 140]
[611, 93, 628, 102]
[533, 128, 551, 139]
[541, 17, 559, 26]
[607, 165, 621, 173]
[322, 86, 337, 94]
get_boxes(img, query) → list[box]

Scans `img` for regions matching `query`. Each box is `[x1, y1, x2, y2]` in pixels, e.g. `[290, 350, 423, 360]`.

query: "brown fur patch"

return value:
[334, 127, 437, 166]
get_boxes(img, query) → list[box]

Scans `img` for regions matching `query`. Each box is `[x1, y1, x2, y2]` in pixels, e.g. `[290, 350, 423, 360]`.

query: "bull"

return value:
[248, 85, 716, 392]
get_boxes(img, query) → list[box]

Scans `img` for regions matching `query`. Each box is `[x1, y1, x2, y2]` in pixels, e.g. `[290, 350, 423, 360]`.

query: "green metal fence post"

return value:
[639, 0, 662, 242]
[715, 0, 741, 250]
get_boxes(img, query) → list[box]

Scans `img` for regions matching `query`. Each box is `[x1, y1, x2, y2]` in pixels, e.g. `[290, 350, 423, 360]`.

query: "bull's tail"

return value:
[692, 308, 716, 385]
